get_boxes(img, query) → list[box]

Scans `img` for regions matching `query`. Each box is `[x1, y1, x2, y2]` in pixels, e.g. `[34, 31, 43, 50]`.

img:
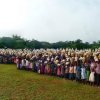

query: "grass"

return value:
[0, 64, 100, 100]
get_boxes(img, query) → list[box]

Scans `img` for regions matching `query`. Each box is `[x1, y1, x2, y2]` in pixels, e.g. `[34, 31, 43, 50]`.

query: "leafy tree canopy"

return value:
[0, 35, 99, 49]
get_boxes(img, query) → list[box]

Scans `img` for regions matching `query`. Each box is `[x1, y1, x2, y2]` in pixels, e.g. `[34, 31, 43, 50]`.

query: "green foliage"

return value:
[0, 35, 100, 49]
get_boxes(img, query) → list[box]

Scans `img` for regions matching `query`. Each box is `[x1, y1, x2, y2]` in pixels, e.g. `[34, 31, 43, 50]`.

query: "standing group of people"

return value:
[0, 49, 16, 64]
[0, 48, 100, 87]
[16, 48, 100, 87]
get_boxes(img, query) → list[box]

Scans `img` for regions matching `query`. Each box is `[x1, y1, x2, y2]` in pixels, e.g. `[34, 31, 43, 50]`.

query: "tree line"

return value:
[0, 35, 100, 49]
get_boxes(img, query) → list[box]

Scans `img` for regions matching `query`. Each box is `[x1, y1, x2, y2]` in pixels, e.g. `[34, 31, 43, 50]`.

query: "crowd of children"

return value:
[0, 49, 16, 64]
[0, 48, 100, 87]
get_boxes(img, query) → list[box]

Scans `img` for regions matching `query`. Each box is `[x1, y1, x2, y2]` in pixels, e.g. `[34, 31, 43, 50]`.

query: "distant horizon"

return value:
[0, 34, 100, 44]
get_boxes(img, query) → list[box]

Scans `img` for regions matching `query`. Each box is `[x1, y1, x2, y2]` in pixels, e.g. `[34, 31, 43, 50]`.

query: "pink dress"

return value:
[30, 62, 33, 69]
[57, 66, 61, 76]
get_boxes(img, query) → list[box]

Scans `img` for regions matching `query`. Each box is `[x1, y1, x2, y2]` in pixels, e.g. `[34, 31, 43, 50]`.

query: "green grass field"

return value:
[0, 64, 100, 100]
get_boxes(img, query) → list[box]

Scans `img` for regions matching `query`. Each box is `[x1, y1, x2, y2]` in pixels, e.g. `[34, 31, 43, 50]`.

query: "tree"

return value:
[0, 35, 99, 49]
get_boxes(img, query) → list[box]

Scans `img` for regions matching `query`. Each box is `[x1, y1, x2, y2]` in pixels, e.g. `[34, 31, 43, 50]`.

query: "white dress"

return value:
[26, 60, 29, 68]
[81, 68, 86, 79]
[89, 72, 95, 82]
[21, 59, 24, 67]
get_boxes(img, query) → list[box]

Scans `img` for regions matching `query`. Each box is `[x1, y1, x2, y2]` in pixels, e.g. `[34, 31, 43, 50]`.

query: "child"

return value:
[81, 64, 86, 84]
[44, 61, 48, 74]
[73, 62, 77, 80]
[26, 59, 29, 70]
[50, 61, 56, 76]
[89, 61, 96, 86]
[76, 62, 81, 82]
[16, 56, 22, 69]
[57, 63, 61, 77]
[64, 62, 69, 79]
[85, 62, 90, 84]
[30, 59, 33, 71]
[69, 64, 74, 80]
[21, 58, 26, 70]
[61, 63, 65, 78]
[37, 63, 41, 74]
[95, 61, 100, 87]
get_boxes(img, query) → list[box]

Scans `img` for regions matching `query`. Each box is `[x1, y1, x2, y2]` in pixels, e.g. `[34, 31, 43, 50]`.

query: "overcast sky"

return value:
[0, 0, 100, 43]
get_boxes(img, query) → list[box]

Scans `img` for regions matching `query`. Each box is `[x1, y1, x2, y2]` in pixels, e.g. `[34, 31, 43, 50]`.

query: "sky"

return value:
[0, 0, 100, 43]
